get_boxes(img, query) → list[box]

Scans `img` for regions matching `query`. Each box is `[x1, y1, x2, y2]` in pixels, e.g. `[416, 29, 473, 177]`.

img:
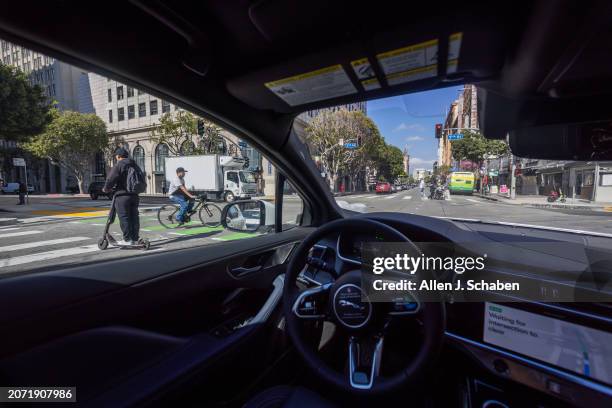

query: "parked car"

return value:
[1, 182, 34, 194]
[88, 181, 112, 200]
[375, 182, 392, 194]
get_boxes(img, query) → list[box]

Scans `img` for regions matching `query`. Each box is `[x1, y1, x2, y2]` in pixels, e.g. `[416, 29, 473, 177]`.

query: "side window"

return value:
[0, 37, 313, 277]
[226, 172, 235, 183]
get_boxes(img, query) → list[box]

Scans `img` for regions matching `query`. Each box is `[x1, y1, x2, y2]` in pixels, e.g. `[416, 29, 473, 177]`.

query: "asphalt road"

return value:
[1, 189, 611, 276]
[340, 188, 612, 233]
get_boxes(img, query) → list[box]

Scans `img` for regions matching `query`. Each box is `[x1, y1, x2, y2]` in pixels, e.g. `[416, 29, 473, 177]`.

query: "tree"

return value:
[451, 130, 508, 167]
[149, 111, 198, 156]
[0, 63, 52, 142]
[376, 144, 405, 182]
[305, 109, 389, 191]
[24, 111, 108, 193]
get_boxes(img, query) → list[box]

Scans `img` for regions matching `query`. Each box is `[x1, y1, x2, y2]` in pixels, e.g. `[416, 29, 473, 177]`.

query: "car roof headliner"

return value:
[1, 0, 611, 148]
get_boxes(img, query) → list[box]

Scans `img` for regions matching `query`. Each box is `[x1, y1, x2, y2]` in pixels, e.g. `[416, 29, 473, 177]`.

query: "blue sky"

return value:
[366, 86, 463, 170]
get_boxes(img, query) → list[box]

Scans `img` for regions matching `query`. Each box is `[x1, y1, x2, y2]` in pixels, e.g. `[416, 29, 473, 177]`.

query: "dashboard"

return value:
[299, 212, 612, 407]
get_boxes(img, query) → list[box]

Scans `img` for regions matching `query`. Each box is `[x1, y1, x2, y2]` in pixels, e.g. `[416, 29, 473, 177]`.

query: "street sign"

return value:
[238, 141, 247, 148]
[448, 133, 464, 141]
[13, 158, 26, 166]
[344, 142, 358, 149]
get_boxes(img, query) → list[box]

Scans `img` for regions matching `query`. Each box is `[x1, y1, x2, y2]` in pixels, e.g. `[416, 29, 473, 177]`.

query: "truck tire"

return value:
[224, 191, 235, 202]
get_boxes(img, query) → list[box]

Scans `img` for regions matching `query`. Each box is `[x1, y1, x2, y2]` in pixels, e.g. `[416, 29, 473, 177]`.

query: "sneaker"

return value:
[130, 240, 139, 246]
[176, 221, 184, 227]
[116, 240, 131, 246]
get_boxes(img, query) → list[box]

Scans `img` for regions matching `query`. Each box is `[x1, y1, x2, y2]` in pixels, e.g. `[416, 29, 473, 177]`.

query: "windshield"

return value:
[298, 87, 612, 235]
[239, 171, 256, 183]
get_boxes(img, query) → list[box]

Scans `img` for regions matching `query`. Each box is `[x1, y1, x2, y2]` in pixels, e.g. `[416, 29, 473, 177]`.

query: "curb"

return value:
[478, 195, 606, 211]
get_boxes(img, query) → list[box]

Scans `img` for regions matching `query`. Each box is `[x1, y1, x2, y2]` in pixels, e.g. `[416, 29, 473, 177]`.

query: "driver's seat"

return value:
[244, 386, 336, 408]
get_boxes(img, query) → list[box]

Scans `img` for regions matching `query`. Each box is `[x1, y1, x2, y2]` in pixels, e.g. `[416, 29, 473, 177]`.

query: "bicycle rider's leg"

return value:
[170, 195, 188, 222]
[186, 198, 195, 214]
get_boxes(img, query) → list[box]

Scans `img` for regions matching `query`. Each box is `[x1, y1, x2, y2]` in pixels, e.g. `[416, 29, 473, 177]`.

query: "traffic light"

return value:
[435, 123, 443, 139]
[243, 156, 250, 169]
[197, 119, 204, 136]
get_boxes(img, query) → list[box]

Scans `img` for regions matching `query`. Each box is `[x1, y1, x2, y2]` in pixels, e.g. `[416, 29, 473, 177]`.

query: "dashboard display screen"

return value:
[484, 303, 612, 385]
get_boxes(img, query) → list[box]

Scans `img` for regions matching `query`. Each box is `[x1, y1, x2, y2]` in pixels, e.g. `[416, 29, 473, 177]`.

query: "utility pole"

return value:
[509, 153, 516, 199]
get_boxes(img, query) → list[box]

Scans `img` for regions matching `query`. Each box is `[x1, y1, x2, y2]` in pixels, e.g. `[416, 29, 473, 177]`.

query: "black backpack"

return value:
[126, 163, 147, 194]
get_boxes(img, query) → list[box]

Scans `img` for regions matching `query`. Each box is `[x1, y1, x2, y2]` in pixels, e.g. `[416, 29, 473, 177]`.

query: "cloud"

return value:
[394, 122, 425, 132]
[405, 136, 424, 142]
[409, 157, 436, 169]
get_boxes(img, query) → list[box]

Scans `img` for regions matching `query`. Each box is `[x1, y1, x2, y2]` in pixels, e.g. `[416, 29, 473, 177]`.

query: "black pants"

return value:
[18, 193, 25, 205]
[115, 194, 140, 241]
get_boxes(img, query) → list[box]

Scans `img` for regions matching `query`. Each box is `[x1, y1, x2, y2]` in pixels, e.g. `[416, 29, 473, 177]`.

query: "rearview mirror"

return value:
[509, 120, 612, 160]
[221, 200, 272, 232]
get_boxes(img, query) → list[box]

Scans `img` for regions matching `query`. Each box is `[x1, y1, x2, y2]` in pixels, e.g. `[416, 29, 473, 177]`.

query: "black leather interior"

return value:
[245, 386, 336, 408]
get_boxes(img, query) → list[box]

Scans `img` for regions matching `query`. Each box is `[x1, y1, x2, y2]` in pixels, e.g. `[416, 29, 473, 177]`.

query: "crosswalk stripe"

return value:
[0, 230, 41, 239]
[465, 198, 479, 203]
[0, 227, 20, 232]
[384, 195, 395, 199]
[0, 237, 90, 252]
[403, 196, 412, 200]
[0, 244, 99, 268]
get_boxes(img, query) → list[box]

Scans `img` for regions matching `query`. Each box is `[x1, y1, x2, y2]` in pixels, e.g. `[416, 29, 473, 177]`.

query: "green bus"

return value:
[448, 172, 475, 195]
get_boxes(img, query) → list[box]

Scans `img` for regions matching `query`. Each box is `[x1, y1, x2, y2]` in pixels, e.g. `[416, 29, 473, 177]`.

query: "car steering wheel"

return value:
[283, 217, 446, 394]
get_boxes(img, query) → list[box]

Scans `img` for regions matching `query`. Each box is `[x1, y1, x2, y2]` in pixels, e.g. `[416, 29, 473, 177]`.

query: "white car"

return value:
[1, 183, 34, 194]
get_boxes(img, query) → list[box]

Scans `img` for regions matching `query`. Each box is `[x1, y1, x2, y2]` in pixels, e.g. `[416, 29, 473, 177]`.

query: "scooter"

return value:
[433, 186, 446, 200]
[98, 192, 150, 250]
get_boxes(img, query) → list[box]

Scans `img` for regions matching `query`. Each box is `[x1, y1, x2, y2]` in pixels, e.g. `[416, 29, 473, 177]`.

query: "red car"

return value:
[375, 182, 392, 194]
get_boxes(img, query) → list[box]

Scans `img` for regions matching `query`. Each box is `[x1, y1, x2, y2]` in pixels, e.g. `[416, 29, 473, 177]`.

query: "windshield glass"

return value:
[239, 171, 256, 183]
[297, 86, 612, 235]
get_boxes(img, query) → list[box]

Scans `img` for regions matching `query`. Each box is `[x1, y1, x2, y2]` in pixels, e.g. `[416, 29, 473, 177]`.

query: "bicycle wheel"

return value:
[157, 204, 180, 228]
[199, 203, 222, 227]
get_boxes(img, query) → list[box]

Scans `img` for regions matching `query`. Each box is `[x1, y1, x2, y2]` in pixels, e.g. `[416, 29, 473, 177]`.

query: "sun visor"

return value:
[227, 26, 506, 113]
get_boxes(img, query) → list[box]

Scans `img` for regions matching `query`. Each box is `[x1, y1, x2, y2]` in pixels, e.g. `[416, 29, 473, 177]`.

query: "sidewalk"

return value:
[479, 194, 612, 212]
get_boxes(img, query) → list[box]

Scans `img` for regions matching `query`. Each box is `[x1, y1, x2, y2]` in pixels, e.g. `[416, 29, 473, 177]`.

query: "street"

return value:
[340, 188, 612, 233]
[0, 195, 303, 277]
[1, 190, 611, 277]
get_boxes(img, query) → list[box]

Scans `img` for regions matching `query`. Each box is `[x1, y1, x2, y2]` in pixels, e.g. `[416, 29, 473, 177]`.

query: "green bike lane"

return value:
[71, 213, 261, 242]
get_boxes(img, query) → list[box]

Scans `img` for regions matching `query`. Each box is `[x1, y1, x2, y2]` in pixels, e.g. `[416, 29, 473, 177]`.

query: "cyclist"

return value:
[168, 167, 196, 226]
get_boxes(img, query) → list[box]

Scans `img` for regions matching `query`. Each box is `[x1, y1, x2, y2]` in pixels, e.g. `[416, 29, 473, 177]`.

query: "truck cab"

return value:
[224, 169, 257, 202]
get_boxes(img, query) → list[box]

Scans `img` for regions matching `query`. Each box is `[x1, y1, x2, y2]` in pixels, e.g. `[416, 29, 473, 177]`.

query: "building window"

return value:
[162, 100, 170, 113]
[268, 162, 273, 175]
[108, 110, 113, 123]
[150, 100, 158, 115]
[138, 102, 146, 117]
[137, 89, 144, 95]
[133, 145, 145, 171]
[127, 105, 135, 119]
[118, 107, 125, 121]
[180, 140, 195, 156]
[155, 143, 169, 173]
[127, 86, 134, 97]
[117, 86, 124, 100]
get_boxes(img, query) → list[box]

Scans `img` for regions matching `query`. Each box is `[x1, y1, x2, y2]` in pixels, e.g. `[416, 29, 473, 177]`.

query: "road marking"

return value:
[384, 195, 395, 199]
[0, 227, 20, 232]
[0, 244, 99, 267]
[403, 196, 412, 200]
[465, 198, 479, 203]
[0, 237, 90, 252]
[0, 230, 41, 239]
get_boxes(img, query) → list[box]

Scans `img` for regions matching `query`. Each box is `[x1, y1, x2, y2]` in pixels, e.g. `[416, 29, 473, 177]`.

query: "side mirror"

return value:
[221, 200, 272, 232]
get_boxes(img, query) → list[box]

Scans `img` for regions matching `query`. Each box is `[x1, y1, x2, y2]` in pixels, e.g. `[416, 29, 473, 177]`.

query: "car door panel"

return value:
[0, 227, 312, 406]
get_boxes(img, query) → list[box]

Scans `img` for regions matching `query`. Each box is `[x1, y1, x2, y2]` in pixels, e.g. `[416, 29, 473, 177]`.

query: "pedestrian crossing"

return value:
[0, 244, 99, 268]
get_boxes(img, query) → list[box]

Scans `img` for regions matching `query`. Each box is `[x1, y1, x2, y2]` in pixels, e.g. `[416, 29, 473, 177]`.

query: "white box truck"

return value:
[165, 155, 257, 202]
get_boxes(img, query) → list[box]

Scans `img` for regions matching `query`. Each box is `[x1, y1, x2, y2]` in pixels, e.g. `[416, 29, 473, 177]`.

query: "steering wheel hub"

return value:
[332, 283, 372, 329]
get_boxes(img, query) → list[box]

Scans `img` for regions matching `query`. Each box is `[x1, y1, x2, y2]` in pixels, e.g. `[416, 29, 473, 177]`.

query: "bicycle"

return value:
[157, 195, 222, 229]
